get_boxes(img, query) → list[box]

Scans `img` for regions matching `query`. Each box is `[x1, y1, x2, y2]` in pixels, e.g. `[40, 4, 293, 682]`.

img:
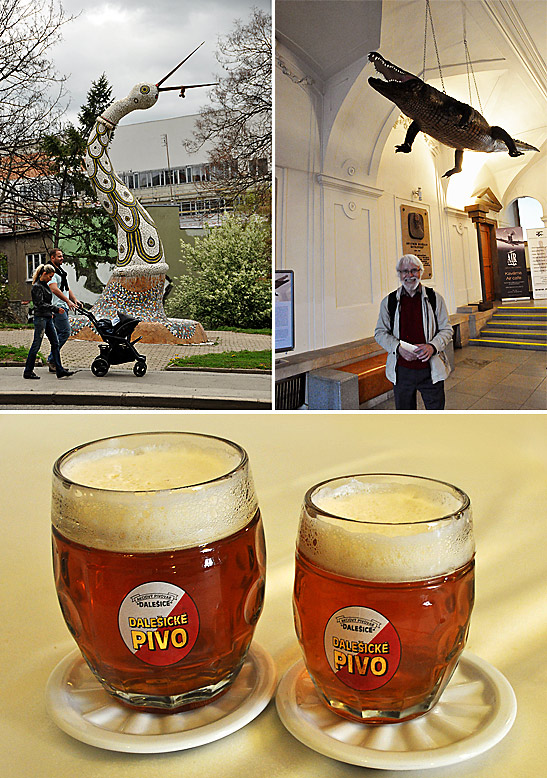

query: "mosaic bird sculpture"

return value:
[71, 46, 216, 343]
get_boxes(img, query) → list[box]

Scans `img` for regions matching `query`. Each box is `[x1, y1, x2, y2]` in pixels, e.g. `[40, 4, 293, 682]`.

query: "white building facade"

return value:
[109, 114, 230, 228]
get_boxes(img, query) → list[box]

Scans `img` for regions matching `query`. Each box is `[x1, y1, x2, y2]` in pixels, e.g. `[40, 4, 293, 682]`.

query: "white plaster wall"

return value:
[501, 150, 547, 220]
[275, 50, 322, 354]
[375, 122, 482, 314]
[318, 177, 382, 346]
[445, 210, 483, 307]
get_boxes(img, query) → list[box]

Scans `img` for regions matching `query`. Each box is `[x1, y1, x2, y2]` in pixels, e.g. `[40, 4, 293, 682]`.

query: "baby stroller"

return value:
[76, 307, 147, 377]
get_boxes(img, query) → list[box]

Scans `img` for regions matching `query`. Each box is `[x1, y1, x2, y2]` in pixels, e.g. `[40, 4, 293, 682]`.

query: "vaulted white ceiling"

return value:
[276, 0, 547, 200]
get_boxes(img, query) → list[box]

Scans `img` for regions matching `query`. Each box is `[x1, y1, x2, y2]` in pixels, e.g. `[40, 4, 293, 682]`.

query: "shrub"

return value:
[166, 215, 271, 329]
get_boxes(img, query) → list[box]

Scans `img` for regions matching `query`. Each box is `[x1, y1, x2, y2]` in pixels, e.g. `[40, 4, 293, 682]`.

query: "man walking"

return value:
[375, 254, 453, 410]
[47, 248, 80, 372]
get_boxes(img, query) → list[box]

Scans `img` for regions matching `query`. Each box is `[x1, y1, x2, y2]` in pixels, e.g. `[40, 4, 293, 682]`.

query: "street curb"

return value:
[1, 362, 271, 375]
[0, 360, 46, 368]
[165, 366, 272, 375]
[0, 390, 271, 410]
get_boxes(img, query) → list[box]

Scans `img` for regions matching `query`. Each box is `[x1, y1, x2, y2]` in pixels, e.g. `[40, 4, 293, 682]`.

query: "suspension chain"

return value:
[423, 0, 445, 92]
[462, 5, 483, 113]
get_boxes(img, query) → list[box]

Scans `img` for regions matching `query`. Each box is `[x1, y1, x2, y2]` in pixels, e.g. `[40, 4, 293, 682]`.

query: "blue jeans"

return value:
[24, 317, 63, 375]
[47, 308, 71, 363]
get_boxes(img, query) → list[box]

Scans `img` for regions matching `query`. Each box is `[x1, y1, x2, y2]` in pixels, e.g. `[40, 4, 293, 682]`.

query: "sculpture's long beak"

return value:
[158, 83, 218, 98]
[156, 43, 218, 96]
[156, 41, 205, 92]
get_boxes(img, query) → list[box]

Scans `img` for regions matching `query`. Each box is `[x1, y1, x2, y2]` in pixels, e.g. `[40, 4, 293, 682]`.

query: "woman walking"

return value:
[23, 264, 74, 379]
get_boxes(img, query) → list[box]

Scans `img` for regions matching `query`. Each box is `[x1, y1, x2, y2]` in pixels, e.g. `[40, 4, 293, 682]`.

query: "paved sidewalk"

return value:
[0, 329, 272, 409]
[0, 329, 271, 371]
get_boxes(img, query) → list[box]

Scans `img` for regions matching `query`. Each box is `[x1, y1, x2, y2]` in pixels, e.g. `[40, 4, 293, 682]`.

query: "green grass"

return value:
[169, 349, 271, 371]
[0, 322, 33, 329]
[0, 344, 44, 363]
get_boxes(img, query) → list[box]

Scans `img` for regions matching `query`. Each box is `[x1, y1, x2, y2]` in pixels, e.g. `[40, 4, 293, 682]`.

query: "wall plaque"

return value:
[400, 205, 432, 279]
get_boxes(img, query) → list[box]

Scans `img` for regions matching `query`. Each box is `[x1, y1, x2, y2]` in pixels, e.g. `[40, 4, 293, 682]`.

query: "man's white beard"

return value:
[403, 277, 420, 294]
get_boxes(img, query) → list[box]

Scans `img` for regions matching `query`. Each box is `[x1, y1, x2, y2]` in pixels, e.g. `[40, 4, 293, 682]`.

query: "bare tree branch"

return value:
[0, 0, 72, 222]
[185, 7, 272, 214]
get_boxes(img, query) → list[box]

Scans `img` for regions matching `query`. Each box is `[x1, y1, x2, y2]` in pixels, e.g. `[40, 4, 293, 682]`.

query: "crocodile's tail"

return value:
[491, 136, 539, 153]
[514, 139, 539, 152]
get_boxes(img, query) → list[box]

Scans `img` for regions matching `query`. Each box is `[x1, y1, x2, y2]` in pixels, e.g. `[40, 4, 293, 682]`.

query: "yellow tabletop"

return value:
[1, 412, 546, 777]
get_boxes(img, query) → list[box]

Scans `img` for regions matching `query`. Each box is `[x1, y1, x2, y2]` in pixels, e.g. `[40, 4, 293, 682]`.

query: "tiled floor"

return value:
[371, 345, 547, 410]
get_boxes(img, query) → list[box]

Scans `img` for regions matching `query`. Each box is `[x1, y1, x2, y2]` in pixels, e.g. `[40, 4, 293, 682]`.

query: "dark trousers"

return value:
[394, 364, 445, 410]
[24, 317, 63, 376]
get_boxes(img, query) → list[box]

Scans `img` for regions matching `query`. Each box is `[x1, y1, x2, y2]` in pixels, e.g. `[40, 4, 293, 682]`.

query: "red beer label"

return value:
[118, 582, 199, 666]
[324, 606, 401, 690]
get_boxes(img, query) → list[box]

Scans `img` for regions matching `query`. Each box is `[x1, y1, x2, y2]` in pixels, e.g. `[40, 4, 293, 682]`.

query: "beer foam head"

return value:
[52, 432, 258, 552]
[298, 476, 474, 582]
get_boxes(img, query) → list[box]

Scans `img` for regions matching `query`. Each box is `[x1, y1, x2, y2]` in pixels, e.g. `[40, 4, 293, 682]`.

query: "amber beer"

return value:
[293, 474, 475, 724]
[52, 432, 265, 712]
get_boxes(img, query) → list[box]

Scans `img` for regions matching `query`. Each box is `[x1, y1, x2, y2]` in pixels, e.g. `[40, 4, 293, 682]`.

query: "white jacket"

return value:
[374, 286, 453, 384]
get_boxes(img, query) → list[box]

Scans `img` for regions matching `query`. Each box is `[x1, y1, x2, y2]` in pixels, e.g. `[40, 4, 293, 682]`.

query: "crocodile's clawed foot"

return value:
[395, 143, 412, 153]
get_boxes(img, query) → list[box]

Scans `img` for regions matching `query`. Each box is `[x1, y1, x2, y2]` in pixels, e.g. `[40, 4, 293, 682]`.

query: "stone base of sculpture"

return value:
[69, 273, 208, 344]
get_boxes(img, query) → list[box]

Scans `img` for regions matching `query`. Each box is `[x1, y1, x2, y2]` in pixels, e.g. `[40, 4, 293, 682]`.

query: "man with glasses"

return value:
[375, 254, 453, 410]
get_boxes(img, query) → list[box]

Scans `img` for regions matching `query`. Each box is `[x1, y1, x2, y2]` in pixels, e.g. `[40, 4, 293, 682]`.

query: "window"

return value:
[123, 173, 139, 189]
[26, 252, 46, 281]
[249, 158, 269, 177]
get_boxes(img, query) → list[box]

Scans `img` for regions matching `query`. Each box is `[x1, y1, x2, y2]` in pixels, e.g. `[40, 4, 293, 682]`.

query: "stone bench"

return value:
[337, 353, 392, 405]
[307, 353, 391, 410]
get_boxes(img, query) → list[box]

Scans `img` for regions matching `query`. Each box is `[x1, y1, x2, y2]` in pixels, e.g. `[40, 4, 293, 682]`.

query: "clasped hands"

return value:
[398, 343, 434, 362]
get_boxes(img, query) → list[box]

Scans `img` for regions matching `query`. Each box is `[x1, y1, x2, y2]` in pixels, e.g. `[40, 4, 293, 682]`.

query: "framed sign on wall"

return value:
[400, 205, 432, 279]
[496, 227, 528, 299]
[275, 270, 295, 353]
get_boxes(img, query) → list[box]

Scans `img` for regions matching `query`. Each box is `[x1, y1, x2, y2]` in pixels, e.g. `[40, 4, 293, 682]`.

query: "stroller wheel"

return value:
[91, 357, 109, 377]
[133, 360, 147, 377]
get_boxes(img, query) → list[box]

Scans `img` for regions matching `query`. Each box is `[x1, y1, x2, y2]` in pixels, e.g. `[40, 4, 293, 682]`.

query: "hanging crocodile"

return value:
[368, 52, 539, 177]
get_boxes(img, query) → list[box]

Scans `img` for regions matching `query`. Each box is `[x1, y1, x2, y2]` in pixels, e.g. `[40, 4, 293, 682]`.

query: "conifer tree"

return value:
[41, 74, 117, 293]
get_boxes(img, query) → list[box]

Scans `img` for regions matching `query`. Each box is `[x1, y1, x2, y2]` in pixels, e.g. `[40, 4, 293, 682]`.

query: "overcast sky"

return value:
[52, 0, 271, 126]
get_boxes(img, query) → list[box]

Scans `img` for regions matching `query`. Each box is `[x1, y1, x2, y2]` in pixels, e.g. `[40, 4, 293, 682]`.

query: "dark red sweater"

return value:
[397, 289, 428, 370]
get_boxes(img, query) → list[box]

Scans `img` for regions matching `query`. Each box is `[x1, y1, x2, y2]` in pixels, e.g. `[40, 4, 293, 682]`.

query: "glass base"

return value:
[88, 660, 244, 713]
[313, 668, 451, 725]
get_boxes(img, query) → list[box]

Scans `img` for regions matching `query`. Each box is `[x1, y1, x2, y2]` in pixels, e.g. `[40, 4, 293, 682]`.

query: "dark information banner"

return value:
[496, 226, 528, 299]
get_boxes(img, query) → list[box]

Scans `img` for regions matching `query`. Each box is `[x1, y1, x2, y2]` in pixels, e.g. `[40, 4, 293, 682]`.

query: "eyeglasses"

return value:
[399, 268, 421, 277]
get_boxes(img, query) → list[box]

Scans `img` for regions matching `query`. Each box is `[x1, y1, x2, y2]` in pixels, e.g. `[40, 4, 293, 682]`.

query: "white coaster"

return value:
[46, 643, 276, 753]
[275, 652, 516, 770]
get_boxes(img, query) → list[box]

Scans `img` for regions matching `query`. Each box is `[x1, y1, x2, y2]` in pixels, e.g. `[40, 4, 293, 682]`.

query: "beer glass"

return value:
[52, 431, 265, 712]
[293, 474, 474, 724]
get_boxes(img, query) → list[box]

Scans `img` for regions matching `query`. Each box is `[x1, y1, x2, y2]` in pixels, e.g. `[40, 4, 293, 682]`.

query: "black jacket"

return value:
[32, 281, 59, 318]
